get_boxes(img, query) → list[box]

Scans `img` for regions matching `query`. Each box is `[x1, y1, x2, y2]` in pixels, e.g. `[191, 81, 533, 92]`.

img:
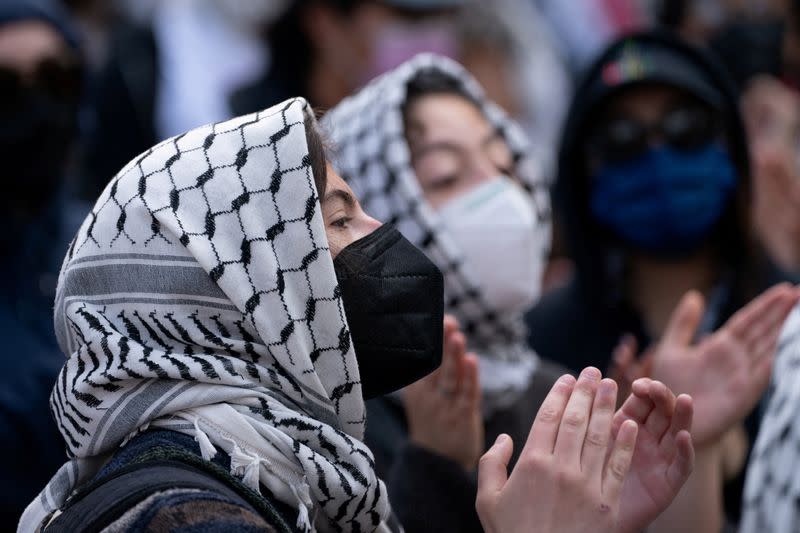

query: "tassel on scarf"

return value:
[193, 417, 218, 460]
[228, 442, 263, 490]
[291, 481, 313, 532]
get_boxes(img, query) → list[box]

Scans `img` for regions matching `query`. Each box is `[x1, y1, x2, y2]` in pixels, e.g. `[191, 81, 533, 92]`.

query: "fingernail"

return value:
[599, 378, 616, 395]
[495, 434, 509, 446]
[581, 366, 601, 381]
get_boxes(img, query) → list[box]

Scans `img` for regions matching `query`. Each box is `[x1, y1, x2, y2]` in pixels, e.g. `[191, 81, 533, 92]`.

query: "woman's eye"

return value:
[429, 176, 459, 191]
[496, 165, 514, 176]
[331, 217, 351, 229]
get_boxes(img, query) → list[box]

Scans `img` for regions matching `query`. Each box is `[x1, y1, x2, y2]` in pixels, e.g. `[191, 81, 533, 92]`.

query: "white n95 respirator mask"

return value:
[437, 176, 543, 315]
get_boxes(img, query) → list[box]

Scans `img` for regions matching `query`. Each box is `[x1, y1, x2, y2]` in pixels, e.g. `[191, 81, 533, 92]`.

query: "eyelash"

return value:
[430, 176, 458, 190]
[331, 217, 351, 229]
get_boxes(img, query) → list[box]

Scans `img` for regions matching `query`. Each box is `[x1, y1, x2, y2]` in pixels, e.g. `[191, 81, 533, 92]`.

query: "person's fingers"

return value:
[727, 283, 792, 341]
[661, 291, 705, 349]
[603, 420, 638, 502]
[555, 367, 601, 461]
[477, 434, 514, 508]
[665, 430, 695, 491]
[525, 374, 576, 456]
[612, 334, 637, 373]
[748, 288, 797, 341]
[440, 330, 465, 397]
[660, 394, 693, 454]
[458, 353, 481, 412]
[639, 348, 656, 376]
[443, 314, 460, 337]
[748, 291, 799, 358]
[751, 351, 776, 399]
[582, 378, 617, 480]
[643, 381, 676, 441]
[612, 379, 655, 436]
[428, 320, 458, 391]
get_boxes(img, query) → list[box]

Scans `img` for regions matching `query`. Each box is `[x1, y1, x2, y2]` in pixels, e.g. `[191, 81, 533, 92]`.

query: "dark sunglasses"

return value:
[0, 58, 81, 113]
[586, 104, 722, 164]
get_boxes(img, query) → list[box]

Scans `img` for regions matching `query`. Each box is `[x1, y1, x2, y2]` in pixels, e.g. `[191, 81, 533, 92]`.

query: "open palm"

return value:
[611, 379, 694, 533]
[652, 284, 799, 446]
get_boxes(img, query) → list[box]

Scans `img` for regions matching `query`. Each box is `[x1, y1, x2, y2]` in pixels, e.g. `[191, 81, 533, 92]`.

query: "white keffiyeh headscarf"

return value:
[19, 98, 393, 533]
[323, 54, 551, 413]
[741, 304, 800, 533]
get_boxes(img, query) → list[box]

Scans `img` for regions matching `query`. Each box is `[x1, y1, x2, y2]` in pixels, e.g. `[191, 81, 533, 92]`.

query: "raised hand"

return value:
[476, 368, 640, 533]
[613, 379, 695, 533]
[404, 314, 484, 471]
[608, 334, 653, 407]
[650, 284, 800, 446]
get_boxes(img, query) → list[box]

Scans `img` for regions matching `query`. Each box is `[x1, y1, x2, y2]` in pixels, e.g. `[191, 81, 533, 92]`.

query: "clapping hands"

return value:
[476, 368, 694, 533]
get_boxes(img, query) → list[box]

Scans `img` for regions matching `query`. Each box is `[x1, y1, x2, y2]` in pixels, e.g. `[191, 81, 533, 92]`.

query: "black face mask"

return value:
[334, 225, 444, 400]
[0, 62, 79, 218]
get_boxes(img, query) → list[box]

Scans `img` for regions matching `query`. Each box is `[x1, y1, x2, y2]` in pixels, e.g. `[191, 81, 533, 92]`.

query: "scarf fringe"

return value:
[223, 435, 314, 532]
[193, 417, 218, 460]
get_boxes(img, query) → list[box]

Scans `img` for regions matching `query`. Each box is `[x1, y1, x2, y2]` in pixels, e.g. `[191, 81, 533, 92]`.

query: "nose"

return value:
[470, 152, 501, 185]
[364, 214, 382, 233]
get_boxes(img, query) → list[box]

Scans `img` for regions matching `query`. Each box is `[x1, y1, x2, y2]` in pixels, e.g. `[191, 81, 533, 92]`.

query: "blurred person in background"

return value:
[250, 0, 460, 113]
[525, 30, 796, 525]
[741, 75, 800, 275]
[704, 0, 800, 276]
[455, 0, 570, 174]
[0, 0, 83, 523]
[77, 0, 289, 200]
[534, 0, 650, 73]
[656, 0, 786, 46]
[455, 0, 573, 290]
[610, 282, 798, 532]
[656, 0, 731, 43]
[324, 54, 564, 532]
[60, 0, 117, 72]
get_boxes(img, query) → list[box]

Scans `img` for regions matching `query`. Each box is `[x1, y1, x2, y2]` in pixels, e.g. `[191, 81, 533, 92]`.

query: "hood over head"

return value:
[555, 29, 751, 306]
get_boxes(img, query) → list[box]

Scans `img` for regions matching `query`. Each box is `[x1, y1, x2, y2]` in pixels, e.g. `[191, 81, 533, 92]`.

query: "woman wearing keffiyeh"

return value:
[323, 54, 566, 531]
[19, 97, 447, 533]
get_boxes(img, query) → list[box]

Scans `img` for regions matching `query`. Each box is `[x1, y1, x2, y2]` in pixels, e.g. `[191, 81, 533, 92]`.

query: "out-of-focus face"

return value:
[405, 93, 515, 209]
[585, 85, 722, 171]
[306, 4, 455, 107]
[0, 20, 68, 74]
[0, 20, 80, 216]
[319, 163, 382, 258]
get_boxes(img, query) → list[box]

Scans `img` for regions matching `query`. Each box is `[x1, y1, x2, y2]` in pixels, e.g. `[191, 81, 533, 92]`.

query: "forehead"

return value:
[406, 93, 493, 142]
[324, 164, 352, 194]
[603, 84, 689, 120]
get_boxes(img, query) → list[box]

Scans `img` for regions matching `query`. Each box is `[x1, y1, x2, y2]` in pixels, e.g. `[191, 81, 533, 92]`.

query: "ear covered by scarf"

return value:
[324, 53, 552, 413]
[20, 99, 393, 533]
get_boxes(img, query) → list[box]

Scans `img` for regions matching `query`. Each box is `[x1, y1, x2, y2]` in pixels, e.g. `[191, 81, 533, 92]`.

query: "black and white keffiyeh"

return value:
[19, 98, 392, 533]
[741, 305, 800, 533]
[323, 54, 551, 412]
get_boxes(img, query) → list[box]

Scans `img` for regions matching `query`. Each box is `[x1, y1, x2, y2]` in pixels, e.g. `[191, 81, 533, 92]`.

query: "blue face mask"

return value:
[590, 143, 738, 256]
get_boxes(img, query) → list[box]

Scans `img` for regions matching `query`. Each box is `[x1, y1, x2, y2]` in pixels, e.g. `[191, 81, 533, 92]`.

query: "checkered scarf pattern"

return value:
[19, 99, 393, 533]
[323, 54, 551, 411]
[741, 305, 800, 533]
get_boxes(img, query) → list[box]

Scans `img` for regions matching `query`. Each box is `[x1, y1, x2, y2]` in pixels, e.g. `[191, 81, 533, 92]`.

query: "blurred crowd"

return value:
[5, 0, 800, 532]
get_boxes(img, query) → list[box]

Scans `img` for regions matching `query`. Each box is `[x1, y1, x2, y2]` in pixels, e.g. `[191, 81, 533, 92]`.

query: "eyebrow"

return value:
[322, 188, 356, 207]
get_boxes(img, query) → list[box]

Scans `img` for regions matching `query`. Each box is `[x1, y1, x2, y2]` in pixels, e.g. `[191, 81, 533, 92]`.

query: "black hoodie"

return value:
[525, 30, 793, 522]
